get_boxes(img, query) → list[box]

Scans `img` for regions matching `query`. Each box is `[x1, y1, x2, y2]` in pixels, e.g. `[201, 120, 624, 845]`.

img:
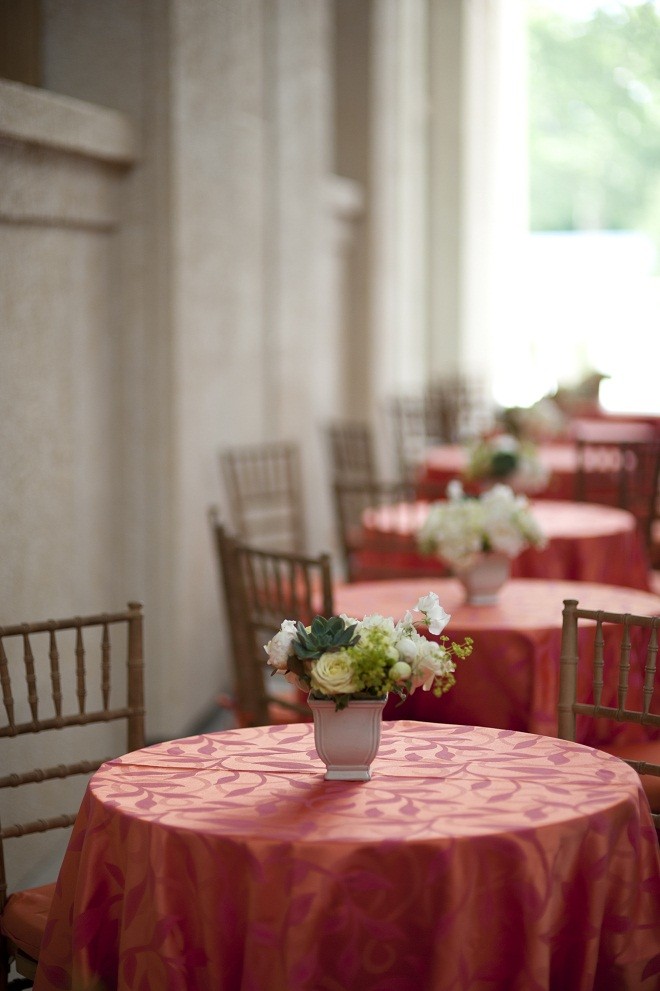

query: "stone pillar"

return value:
[428, 0, 527, 393]
[369, 0, 429, 412]
[261, 0, 336, 554]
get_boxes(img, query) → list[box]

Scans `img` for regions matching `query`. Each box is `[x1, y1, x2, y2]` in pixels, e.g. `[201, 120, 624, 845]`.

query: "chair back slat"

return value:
[0, 640, 15, 732]
[644, 627, 658, 718]
[75, 626, 86, 715]
[101, 622, 111, 709]
[22, 631, 38, 725]
[48, 628, 63, 719]
[617, 618, 632, 714]
[592, 614, 605, 708]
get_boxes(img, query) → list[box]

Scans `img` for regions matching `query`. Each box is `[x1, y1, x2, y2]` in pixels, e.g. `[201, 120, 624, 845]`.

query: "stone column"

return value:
[369, 0, 429, 413]
[427, 0, 527, 393]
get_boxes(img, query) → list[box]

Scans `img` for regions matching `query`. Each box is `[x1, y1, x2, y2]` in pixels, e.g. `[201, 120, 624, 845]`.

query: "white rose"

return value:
[389, 660, 412, 683]
[310, 651, 358, 696]
[264, 619, 298, 670]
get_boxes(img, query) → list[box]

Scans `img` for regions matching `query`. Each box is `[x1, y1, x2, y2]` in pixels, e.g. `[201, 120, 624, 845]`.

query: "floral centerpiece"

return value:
[417, 481, 547, 571]
[464, 432, 549, 493]
[264, 592, 473, 711]
[499, 397, 567, 444]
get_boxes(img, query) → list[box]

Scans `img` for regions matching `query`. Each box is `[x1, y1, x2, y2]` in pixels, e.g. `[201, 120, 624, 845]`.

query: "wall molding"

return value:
[0, 79, 138, 164]
[0, 80, 137, 230]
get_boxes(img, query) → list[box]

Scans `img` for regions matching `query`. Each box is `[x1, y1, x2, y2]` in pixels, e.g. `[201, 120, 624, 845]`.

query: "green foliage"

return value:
[529, 1, 660, 243]
[346, 628, 397, 694]
[292, 615, 360, 660]
[491, 450, 519, 478]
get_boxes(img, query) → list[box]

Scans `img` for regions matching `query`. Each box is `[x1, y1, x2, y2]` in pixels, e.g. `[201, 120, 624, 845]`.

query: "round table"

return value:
[419, 442, 579, 500]
[357, 499, 651, 590]
[334, 577, 660, 746]
[570, 416, 658, 443]
[34, 722, 660, 991]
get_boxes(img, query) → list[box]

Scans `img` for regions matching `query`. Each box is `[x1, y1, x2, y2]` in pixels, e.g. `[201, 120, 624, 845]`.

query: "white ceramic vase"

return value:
[455, 551, 511, 606]
[308, 695, 387, 781]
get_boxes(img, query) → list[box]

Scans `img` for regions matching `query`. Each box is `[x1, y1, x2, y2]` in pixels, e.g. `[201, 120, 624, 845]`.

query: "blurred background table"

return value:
[419, 442, 581, 500]
[335, 577, 660, 746]
[34, 722, 660, 991]
[357, 499, 651, 590]
[570, 416, 658, 443]
[418, 421, 659, 503]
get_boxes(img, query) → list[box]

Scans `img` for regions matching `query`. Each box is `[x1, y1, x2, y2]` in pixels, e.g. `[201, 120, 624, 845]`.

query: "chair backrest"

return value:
[389, 395, 447, 482]
[0, 602, 145, 911]
[325, 420, 378, 485]
[426, 374, 494, 444]
[220, 440, 307, 553]
[574, 439, 660, 554]
[558, 597, 660, 829]
[209, 511, 334, 726]
[332, 478, 423, 582]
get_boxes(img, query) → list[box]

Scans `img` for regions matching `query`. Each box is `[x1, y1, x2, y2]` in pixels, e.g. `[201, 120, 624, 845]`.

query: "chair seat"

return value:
[0, 882, 54, 960]
[601, 739, 660, 812]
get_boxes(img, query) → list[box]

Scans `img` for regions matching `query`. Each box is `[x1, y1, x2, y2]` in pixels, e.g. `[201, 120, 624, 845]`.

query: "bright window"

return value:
[494, 0, 660, 413]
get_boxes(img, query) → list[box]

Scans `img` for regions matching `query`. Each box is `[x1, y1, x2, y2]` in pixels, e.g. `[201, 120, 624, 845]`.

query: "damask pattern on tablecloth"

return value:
[335, 578, 660, 747]
[34, 722, 660, 991]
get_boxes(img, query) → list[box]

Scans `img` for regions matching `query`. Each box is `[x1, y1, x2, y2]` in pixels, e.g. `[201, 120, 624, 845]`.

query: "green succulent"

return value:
[293, 615, 360, 660]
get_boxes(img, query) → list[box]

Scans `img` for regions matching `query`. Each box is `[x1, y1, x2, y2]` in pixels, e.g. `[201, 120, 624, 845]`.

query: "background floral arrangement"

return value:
[499, 397, 567, 443]
[464, 432, 550, 493]
[417, 481, 547, 569]
[264, 593, 473, 710]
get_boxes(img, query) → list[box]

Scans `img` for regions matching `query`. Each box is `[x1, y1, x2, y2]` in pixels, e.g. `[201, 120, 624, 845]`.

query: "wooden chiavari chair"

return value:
[558, 598, 660, 832]
[0, 603, 145, 987]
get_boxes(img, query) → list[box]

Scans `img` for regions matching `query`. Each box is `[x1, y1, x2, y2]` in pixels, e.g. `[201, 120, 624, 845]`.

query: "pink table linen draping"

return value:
[356, 499, 652, 590]
[34, 722, 660, 991]
[570, 417, 658, 443]
[334, 577, 660, 746]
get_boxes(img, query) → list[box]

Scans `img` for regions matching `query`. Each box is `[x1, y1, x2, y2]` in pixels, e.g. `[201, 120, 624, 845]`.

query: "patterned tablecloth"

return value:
[34, 721, 660, 991]
[356, 499, 651, 590]
[334, 577, 660, 746]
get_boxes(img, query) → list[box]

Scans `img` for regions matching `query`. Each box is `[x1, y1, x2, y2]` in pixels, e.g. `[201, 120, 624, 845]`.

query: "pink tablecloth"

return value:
[357, 499, 651, 590]
[334, 577, 660, 746]
[570, 417, 658, 443]
[34, 722, 660, 991]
